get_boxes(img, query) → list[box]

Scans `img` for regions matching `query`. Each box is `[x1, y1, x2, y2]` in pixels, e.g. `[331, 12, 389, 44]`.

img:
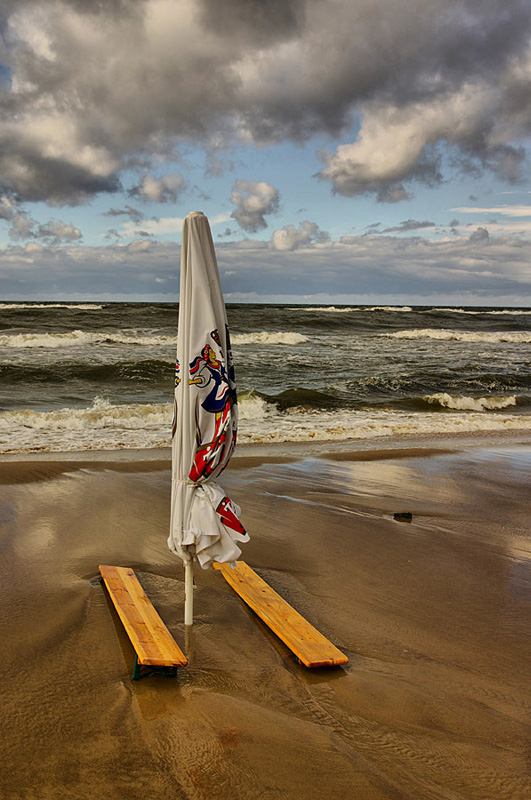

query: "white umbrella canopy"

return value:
[168, 211, 249, 624]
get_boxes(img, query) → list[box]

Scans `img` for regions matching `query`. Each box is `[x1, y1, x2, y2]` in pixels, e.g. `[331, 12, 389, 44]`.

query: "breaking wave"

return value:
[231, 331, 308, 345]
[431, 308, 531, 316]
[1, 393, 530, 454]
[1, 328, 311, 350]
[296, 306, 412, 312]
[422, 393, 517, 412]
[0, 303, 103, 310]
[365, 306, 413, 312]
[0, 330, 176, 349]
[295, 306, 356, 313]
[384, 329, 531, 344]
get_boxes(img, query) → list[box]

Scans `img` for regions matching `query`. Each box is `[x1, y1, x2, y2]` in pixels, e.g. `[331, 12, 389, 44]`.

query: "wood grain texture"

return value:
[99, 565, 187, 667]
[214, 561, 348, 668]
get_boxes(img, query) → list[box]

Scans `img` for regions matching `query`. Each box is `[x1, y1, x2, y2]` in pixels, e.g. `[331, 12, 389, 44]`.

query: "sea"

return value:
[1, 302, 530, 454]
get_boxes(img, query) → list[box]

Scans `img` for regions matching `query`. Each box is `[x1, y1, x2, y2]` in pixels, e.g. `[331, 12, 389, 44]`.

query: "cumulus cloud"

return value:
[317, 66, 530, 198]
[8, 212, 82, 244]
[469, 226, 490, 243]
[0, 195, 19, 221]
[271, 220, 330, 250]
[126, 239, 154, 254]
[130, 173, 187, 203]
[9, 214, 36, 240]
[230, 179, 280, 232]
[0, 0, 529, 206]
[36, 221, 82, 244]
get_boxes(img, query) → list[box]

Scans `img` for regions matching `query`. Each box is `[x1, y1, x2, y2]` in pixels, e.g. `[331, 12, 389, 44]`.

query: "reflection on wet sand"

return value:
[1, 444, 529, 799]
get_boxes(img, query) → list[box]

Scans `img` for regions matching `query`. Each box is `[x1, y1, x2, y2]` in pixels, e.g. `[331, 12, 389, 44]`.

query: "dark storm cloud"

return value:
[0, 0, 530, 204]
[105, 205, 145, 224]
[469, 226, 490, 243]
[383, 219, 436, 233]
[198, 0, 305, 47]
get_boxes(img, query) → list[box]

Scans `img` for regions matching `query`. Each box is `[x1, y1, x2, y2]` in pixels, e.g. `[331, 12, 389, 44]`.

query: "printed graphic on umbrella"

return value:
[168, 211, 249, 625]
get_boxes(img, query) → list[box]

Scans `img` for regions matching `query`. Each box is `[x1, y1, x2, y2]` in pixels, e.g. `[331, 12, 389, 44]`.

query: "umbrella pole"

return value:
[184, 559, 194, 626]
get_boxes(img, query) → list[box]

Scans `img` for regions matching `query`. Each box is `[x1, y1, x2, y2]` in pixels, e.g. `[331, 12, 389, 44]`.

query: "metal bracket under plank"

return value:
[214, 561, 348, 668]
[132, 655, 178, 681]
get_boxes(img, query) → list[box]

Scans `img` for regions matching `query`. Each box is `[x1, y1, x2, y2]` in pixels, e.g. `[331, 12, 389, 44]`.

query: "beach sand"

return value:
[1, 439, 529, 800]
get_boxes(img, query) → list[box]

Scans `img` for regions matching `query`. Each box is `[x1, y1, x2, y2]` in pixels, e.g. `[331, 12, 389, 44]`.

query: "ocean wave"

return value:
[1, 394, 531, 454]
[0, 394, 279, 453]
[238, 391, 280, 420]
[365, 306, 413, 312]
[244, 407, 531, 445]
[0, 303, 103, 310]
[0, 328, 308, 350]
[295, 306, 356, 313]
[259, 387, 342, 411]
[3, 396, 170, 429]
[0, 330, 176, 349]
[231, 331, 308, 345]
[0, 397, 173, 453]
[384, 329, 531, 344]
[429, 308, 531, 316]
[296, 306, 413, 312]
[422, 393, 517, 412]
[0, 358, 173, 385]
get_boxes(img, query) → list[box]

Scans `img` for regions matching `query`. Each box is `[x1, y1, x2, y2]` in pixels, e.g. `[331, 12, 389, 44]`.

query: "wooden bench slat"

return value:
[99, 565, 187, 668]
[214, 561, 348, 668]
[106, 571, 175, 658]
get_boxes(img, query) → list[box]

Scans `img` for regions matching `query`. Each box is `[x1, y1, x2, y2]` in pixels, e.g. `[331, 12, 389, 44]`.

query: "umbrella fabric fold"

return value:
[168, 212, 249, 571]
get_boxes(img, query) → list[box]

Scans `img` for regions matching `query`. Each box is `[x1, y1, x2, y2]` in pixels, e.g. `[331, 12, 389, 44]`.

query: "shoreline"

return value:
[1, 426, 530, 472]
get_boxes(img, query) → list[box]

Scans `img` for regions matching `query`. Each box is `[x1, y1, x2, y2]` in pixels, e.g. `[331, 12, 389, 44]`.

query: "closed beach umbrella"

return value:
[168, 211, 249, 625]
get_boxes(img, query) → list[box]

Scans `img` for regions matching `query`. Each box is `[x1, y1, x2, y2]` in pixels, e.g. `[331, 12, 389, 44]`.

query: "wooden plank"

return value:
[214, 561, 348, 668]
[99, 565, 187, 668]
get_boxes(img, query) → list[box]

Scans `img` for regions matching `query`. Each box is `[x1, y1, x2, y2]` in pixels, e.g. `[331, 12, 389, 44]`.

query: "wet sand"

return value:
[1, 440, 530, 799]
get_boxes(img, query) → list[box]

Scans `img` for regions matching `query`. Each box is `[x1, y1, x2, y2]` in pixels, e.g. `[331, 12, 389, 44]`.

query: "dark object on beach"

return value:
[394, 512, 413, 522]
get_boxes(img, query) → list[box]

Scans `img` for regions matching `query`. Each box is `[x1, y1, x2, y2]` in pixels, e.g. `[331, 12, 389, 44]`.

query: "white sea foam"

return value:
[0, 327, 307, 352]
[0, 303, 103, 310]
[231, 331, 308, 345]
[423, 393, 517, 412]
[238, 392, 279, 421]
[432, 308, 531, 316]
[0, 398, 173, 453]
[296, 306, 413, 312]
[0, 330, 175, 349]
[384, 329, 531, 344]
[1, 394, 530, 454]
[296, 306, 356, 313]
[365, 306, 413, 312]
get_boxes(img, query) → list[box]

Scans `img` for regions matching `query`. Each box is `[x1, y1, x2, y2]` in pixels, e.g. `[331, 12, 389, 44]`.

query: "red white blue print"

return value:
[188, 326, 238, 484]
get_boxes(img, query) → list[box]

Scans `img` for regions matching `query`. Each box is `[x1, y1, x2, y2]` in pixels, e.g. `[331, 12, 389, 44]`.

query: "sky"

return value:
[0, 0, 530, 305]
